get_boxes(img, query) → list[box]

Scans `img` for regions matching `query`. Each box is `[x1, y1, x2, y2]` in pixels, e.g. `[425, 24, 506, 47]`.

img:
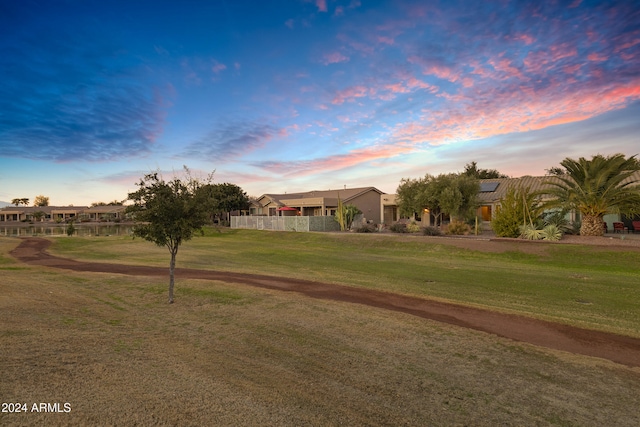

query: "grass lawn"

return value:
[49, 228, 640, 337]
[1, 231, 640, 426]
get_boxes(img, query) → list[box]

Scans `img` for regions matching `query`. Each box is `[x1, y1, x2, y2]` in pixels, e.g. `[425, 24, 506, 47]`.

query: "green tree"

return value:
[540, 154, 640, 236]
[200, 183, 250, 223]
[126, 168, 214, 303]
[32, 211, 46, 222]
[396, 173, 480, 226]
[33, 195, 49, 207]
[463, 161, 508, 179]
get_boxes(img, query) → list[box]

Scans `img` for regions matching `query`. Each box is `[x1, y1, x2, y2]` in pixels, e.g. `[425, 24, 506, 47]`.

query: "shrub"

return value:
[542, 224, 563, 241]
[491, 185, 541, 238]
[565, 220, 581, 235]
[422, 226, 442, 236]
[447, 219, 471, 235]
[520, 224, 544, 240]
[406, 221, 421, 233]
[389, 223, 407, 233]
[355, 224, 376, 233]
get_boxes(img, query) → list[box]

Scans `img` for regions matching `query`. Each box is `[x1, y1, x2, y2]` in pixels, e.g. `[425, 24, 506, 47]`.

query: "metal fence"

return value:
[231, 216, 341, 232]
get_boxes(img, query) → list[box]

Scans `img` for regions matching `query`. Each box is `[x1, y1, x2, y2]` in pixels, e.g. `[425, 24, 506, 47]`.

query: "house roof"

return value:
[0, 205, 88, 214]
[83, 205, 126, 214]
[476, 176, 555, 203]
[257, 187, 383, 207]
[478, 170, 640, 204]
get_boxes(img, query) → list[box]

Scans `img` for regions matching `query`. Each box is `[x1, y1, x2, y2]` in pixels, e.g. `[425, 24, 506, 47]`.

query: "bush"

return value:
[542, 224, 563, 241]
[406, 221, 421, 233]
[446, 219, 471, 235]
[520, 224, 544, 240]
[422, 226, 442, 236]
[355, 224, 376, 233]
[389, 223, 407, 233]
[491, 185, 541, 238]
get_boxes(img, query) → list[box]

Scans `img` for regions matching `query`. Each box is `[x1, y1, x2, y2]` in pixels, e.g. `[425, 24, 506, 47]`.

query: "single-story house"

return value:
[250, 187, 385, 225]
[382, 172, 640, 231]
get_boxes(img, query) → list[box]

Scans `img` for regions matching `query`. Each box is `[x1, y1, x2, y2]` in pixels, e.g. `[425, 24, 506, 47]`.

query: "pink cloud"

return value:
[407, 56, 459, 82]
[512, 33, 535, 45]
[316, 0, 327, 12]
[377, 36, 394, 45]
[562, 63, 582, 74]
[384, 83, 410, 94]
[211, 61, 227, 74]
[587, 52, 608, 62]
[488, 58, 525, 80]
[321, 52, 350, 65]
[390, 78, 640, 148]
[257, 144, 417, 177]
[331, 85, 370, 104]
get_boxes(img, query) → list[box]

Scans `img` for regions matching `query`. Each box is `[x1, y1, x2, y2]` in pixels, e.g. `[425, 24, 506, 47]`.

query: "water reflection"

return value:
[0, 224, 134, 237]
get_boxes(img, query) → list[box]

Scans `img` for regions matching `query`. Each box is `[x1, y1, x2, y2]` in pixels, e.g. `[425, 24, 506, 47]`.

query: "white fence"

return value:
[231, 216, 341, 232]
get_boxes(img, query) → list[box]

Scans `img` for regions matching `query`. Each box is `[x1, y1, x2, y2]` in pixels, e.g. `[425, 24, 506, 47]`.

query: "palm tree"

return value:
[541, 154, 640, 236]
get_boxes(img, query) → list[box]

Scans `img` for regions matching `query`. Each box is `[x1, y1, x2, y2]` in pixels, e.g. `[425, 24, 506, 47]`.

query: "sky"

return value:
[1, 0, 639, 206]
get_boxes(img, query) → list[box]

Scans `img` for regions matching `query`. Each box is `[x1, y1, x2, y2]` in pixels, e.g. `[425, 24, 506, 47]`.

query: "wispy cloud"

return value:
[183, 121, 287, 161]
[0, 28, 166, 162]
[321, 51, 350, 65]
[254, 143, 416, 176]
[316, 0, 327, 13]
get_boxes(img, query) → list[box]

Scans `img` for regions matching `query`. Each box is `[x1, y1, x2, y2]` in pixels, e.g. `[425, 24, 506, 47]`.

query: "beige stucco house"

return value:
[249, 187, 385, 224]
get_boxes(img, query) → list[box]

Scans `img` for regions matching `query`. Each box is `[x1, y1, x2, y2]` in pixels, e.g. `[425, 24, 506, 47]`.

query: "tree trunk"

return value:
[168, 248, 177, 304]
[580, 214, 604, 236]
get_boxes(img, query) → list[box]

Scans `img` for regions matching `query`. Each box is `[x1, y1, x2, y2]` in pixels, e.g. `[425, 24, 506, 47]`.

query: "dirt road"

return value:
[10, 237, 640, 368]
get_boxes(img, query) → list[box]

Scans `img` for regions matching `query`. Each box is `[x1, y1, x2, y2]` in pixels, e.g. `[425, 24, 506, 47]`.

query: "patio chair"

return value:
[613, 222, 625, 233]
[632, 221, 640, 233]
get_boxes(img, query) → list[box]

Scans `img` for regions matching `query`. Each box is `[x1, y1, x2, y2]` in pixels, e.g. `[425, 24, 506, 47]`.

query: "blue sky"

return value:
[1, 0, 639, 206]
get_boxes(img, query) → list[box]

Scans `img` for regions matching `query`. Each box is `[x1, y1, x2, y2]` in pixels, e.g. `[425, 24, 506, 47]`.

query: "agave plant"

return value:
[520, 224, 545, 240]
[542, 224, 563, 241]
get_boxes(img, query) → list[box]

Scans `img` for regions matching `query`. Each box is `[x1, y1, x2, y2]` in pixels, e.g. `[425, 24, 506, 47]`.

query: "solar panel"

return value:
[480, 182, 500, 192]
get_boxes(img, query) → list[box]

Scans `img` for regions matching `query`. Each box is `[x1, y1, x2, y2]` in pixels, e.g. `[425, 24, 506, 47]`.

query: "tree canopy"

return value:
[200, 183, 250, 220]
[11, 198, 29, 206]
[396, 173, 480, 225]
[540, 153, 640, 236]
[463, 161, 508, 179]
[33, 195, 49, 207]
[126, 168, 214, 303]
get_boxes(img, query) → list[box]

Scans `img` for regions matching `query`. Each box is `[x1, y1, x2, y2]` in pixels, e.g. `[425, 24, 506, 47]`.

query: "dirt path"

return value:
[10, 237, 640, 368]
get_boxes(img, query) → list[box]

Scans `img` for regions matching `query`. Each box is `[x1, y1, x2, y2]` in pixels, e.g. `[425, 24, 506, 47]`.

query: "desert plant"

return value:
[542, 224, 563, 241]
[406, 221, 421, 233]
[520, 224, 544, 240]
[389, 223, 408, 233]
[447, 219, 472, 235]
[492, 185, 541, 238]
[355, 224, 376, 233]
[422, 226, 442, 236]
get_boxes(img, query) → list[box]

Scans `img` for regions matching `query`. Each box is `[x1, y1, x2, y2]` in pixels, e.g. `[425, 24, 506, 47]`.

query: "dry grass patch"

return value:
[0, 235, 639, 426]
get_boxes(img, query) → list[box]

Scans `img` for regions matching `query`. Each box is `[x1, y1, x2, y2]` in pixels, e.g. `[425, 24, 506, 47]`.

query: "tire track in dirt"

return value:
[10, 237, 640, 368]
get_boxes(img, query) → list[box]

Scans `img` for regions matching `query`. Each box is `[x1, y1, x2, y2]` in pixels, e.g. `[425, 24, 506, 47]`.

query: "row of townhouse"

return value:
[0, 205, 127, 223]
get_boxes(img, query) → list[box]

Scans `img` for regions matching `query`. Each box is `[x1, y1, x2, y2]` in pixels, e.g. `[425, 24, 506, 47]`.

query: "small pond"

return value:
[0, 224, 134, 237]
